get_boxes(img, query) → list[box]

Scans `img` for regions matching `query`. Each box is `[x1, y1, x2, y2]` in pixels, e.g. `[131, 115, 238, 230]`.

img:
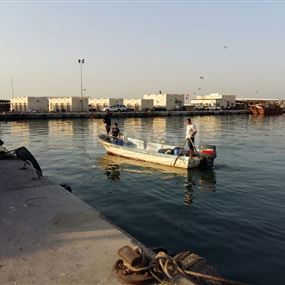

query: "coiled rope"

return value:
[122, 248, 250, 285]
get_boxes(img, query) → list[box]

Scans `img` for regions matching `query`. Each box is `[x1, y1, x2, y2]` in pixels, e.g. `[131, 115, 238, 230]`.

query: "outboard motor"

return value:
[198, 145, 217, 168]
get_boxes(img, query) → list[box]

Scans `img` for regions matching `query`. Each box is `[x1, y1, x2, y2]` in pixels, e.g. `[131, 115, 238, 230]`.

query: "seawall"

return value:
[0, 110, 250, 121]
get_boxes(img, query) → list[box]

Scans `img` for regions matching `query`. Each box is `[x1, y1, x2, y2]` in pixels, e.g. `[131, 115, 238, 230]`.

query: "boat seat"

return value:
[161, 143, 176, 150]
[125, 138, 146, 149]
[146, 142, 177, 153]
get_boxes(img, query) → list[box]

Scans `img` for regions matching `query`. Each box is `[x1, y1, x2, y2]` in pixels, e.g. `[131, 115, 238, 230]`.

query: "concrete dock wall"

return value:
[0, 159, 134, 285]
[0, 110, 250, 121]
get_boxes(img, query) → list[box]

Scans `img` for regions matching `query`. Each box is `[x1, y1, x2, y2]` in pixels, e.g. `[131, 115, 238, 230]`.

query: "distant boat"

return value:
[249, 103, 283, 115]
[98, 134, 216, 169]
[249, 105, 258, 115]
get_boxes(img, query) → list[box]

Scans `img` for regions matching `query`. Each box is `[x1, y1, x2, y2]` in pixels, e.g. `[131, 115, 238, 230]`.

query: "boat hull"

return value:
[250, 104, 283, 115]
[99, 139, 201, 169]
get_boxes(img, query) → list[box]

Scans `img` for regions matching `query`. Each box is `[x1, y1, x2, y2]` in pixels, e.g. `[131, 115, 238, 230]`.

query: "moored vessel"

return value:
[250, 103, 283, 115]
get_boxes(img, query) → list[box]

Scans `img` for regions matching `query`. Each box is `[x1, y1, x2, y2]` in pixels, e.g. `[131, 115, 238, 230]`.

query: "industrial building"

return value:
[49, 97, 89, 112]
[143, 93, 184, 111]
[10, 97, 49, 112]
[123, 98, 153, 111]
[88, 98, 124, 111]
[190, 93, 236, 109]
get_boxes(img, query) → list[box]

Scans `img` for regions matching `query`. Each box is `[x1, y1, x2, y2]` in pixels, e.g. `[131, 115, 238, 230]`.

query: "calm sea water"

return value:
[1, 115, 285, 285]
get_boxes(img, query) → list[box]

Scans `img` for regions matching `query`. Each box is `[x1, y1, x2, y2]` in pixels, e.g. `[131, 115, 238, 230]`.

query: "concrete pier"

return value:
[0, 159, 133, 284]
[0, 109, 250, 121]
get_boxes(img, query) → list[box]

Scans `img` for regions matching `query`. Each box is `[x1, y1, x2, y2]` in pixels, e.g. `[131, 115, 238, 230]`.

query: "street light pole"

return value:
[78, 59, 85, 112]
[11, 78, 14, 98]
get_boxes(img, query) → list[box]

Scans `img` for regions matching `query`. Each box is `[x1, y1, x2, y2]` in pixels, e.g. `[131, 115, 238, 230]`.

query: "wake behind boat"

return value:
[98, 134, 216, 169]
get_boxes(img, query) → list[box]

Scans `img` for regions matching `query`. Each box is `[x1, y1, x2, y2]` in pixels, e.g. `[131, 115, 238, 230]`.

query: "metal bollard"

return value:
[117, 246, 142, 267]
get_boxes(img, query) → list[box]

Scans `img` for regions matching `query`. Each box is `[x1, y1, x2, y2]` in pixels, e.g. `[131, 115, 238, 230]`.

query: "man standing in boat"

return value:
[103, 110, 112, 135]
[185, 118, 197, 156]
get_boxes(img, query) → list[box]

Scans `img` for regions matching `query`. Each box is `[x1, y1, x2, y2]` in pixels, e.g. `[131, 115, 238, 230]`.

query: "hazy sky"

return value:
[0, 1, 285, 100]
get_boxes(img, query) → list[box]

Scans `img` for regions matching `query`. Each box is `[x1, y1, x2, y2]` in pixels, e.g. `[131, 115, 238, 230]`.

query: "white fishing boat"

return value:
[98, 134, 216, 169]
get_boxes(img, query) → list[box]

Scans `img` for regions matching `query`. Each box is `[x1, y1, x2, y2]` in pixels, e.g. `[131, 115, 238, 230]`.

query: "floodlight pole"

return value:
[78, 59, 85, 112]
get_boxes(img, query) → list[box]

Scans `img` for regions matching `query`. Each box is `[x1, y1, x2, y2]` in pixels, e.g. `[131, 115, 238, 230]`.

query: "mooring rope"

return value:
[122, 249, 251, 285]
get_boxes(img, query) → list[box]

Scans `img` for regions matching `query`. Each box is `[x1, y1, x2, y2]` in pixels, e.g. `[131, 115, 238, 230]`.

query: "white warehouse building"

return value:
[49, 97, 89, 112]
[143, 93, 184, 111]
[10, 97, 49, 112]
[123, 98, 153, 111]
[89, 98, 124, 111]
[190, 93, 236, 109]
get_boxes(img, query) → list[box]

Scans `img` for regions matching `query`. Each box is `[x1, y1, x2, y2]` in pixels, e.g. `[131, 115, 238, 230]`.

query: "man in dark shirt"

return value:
[111, 123, 120, 144]
[111, 123, 120, 138]
[103, 110, 112, 135]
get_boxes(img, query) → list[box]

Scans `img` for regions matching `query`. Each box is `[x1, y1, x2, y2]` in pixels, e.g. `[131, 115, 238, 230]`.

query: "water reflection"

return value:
[48, 120, 74, 137]
[105, 163, 120, 181]
[98, 154, 216, 203]
[120, 117, 168, 143]
[122, 118, 143, 138]
[249, 114, 266, 128]
[9, 121, 31, 146]
[98, 153, 188, 176]
[185, 168, 216, 193]
[183, 168, 216, 205]
[183, 190, 193, 205]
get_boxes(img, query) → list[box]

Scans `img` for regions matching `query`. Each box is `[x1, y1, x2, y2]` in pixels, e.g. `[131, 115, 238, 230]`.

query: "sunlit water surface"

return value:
[1, 115, 285, 285]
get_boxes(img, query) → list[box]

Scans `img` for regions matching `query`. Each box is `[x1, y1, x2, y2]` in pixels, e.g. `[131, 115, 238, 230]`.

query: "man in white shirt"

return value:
[185, 118, 197, 156]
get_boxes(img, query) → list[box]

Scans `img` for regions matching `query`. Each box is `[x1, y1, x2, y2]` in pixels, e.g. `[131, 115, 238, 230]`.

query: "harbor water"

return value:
[1, 114, 285, 285]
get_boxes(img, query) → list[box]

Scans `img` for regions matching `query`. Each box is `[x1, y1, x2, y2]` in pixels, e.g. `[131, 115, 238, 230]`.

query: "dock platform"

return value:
[0, 159, 133, 284]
